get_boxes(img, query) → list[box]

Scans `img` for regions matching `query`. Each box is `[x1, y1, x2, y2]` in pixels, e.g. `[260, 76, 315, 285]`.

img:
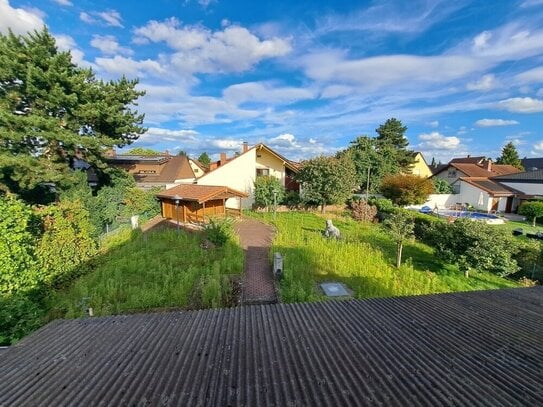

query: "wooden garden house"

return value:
[157, 184, 248, 223]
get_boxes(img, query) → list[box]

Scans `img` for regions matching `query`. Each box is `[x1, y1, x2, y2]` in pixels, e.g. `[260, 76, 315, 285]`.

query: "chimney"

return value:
[220, 152, 227, 165]
[485, 158, 492, 172]
[467, 154, 471, 158]
[242, 141, 249, 153]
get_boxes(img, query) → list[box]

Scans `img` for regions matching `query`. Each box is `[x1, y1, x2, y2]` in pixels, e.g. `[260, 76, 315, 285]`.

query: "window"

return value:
[194, 168, 199, 173]
[447, 168, 457, 178]
[138, 170, 156, 174]
[256, 168, 270, 177]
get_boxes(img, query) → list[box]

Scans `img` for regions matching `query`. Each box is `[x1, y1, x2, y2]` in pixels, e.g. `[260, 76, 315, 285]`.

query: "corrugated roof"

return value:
[521, 157, 543, 171]
[157, 184, 248, 202]
[450, 156, 485, 164]
[1, 287, 542, 406]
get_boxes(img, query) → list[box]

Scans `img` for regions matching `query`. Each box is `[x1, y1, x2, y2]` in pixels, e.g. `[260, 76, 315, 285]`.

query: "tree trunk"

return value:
[321, 203, 326, 214]
[533, 217, 537, 227]
[396, 242, 403, 268]
[464, 268, 470, 278]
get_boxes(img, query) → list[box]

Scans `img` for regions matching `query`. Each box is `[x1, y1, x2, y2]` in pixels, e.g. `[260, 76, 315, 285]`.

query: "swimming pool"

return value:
[436, 210, 505, 224]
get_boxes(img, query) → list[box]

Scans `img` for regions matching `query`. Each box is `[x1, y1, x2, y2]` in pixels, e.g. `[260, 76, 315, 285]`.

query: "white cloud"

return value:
[475, 118, 519, 127]
[428, 120, 439, 128]
[0, 0, 45, 35]
[520, 0, 543, 7]
[533, 141, 543, 152]
[472, 31, 492, 51]
[134, 18, 291, 75]
[80, 9, 123, 28]
[197, 0, 216, 8]
[466, 74, 497, 91]
[301, 51, 485, 90]
[515, 66, 543, 84]
[54, 34, 89, 67]
[90, 35, 133, 56]
[138, 127, 198, 144]
[498, 97, 543, 113]
[223, 82, 314, 105]
[52, 0, 72, 6]
[418, 132, 461, 150]
[538, 88, 543, 97]
[95, 55, 165, 78]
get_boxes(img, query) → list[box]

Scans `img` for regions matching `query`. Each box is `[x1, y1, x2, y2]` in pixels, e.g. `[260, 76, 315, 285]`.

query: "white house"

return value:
[195, 143, 299, 209]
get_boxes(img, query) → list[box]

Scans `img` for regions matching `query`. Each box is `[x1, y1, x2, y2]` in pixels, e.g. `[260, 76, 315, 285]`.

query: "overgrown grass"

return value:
[251, 211, 518, 303]
[46, 227, 243, 320]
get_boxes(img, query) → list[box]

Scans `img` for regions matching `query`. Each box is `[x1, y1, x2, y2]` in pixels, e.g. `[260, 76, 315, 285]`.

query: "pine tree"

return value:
[496, 142, 524, 170]
[375, 118, 415, 171]
[198, 152, 211, 166]
[0, 28, 145, 203]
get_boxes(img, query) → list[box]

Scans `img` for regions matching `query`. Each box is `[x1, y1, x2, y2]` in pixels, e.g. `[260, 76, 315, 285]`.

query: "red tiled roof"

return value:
[459, 177, 520, 196]
[156, 184, 248, 203]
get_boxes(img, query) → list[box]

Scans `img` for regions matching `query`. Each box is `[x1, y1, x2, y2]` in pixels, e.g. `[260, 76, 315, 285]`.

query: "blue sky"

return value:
[2, 0, 543, 162]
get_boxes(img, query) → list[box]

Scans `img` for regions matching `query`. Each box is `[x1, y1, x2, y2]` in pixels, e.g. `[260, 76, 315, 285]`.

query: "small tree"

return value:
[496, 142, 524, 170]
[383, 211, 415, 268]
[433, 177, 454, 194]
[518, 201, 543, 227]
[381, 174, 434, 206]
[198, 152, 211, 166]
[254, 176, 285, 211]
[296, 155, 357, 213]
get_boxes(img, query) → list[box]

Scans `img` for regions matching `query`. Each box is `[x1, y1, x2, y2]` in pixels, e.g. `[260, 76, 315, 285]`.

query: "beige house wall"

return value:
[255, 148, 287, 184]
[188, 159, 205, 179]
[197, 149, 257, 209]
[411, 153, 433, 178]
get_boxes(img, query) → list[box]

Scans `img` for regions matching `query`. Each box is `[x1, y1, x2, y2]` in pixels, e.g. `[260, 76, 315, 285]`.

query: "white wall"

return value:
[501, 182, 543, 196]
[434, 168, 467, 184]
[457, 181, 492, 211]
[407, 194, 458, 210]
[196, 149, 257, 209]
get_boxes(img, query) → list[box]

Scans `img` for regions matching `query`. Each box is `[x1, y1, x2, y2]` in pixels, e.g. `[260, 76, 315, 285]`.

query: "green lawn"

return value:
[46, 226, 243, 320]
[251, 211, 518, 303]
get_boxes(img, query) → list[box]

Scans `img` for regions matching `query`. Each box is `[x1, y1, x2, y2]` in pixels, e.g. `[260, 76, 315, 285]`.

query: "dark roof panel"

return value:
[1, 287, 542, 406]
[493, 169, 543, 183]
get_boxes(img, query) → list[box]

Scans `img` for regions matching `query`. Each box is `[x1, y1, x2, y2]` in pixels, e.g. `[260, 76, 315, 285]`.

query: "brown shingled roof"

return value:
[134, 155, 196, 183]
[156, 184, 248, 203]
[459, 177, 521, 196]
[449, 162, 520, 177]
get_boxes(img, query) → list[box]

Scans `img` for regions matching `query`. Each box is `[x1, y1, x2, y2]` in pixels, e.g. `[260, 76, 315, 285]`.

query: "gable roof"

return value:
[0, 287, 541, 406]
[450, 155, 486, 164]
[493, 169, 543, 183]
[156, 184, 248, 203]
[197, 143, 298, 181]
[108, 154, 197, 183]
[434, 162, 520, 178]
[459, 177, 520, 196]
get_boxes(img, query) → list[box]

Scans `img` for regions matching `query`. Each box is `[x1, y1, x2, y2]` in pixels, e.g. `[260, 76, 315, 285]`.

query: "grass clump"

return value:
[47, 227, 243, 320]
[250, 211, 518, 303]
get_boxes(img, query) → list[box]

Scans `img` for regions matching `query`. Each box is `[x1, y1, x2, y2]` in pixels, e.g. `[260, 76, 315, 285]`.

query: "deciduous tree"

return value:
[518, 201, 543, 227]
[127, 147, 161, 156]
[253, 176, 285, 211]
[197, 152, 211, 166]
[383, 211, 415, 268]
[296, 155, 356, 213]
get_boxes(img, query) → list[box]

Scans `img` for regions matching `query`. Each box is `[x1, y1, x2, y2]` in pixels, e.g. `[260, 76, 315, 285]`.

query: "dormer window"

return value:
[448, 168, 457, 178]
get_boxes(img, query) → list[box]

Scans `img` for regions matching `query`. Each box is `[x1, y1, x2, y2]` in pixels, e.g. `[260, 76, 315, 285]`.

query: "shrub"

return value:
[518, 201, 543, 227]
[0, 195, 40, 295]
[203, 217, 235, 246]
[254, 176, 285, 211]
[433, 178, 454, 194]
[282, 191, 302, 209]
[426, 218, 518, 277]
[350, 200, 378, 222]
[412, 212, 444, 243]
[367, 197, 395, 213]
[380, 174, 434, 206]
[0, 291, 46, 345]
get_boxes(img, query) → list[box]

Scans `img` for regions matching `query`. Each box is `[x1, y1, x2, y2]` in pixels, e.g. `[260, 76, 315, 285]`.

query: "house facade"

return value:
[195, 143, 299, 209]
[410, 152, 433, 178]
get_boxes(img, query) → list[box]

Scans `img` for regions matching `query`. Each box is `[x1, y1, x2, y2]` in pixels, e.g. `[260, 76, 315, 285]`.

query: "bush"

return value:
[0, 291, 46, 345]
[367, 197, 395, 213]
[433, 178, 454, 194]
[203, 217, 235, 246]
[425, 218, 518, 277]
[350, 200, 378, 222]
[412, 212, 444, 243]
[518, 201, 543, 227]
[282, 191, 302, 208]
[380, 174, 434, 206]
[254, 176, 285, 211]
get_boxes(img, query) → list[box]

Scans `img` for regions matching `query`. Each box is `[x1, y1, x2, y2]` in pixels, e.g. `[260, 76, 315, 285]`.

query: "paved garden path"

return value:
[235, 218, 278, 305]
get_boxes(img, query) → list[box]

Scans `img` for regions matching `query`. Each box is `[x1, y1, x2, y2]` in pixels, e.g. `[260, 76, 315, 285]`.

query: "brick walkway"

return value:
[235, 219, 277, 305]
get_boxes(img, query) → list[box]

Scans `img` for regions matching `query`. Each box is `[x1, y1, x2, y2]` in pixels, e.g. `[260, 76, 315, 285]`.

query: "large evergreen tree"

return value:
[496, 142, 524, 170]
[375, 118, 415, 171]
[197, 152, 211, 166]
[0, 28, 146, 202]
